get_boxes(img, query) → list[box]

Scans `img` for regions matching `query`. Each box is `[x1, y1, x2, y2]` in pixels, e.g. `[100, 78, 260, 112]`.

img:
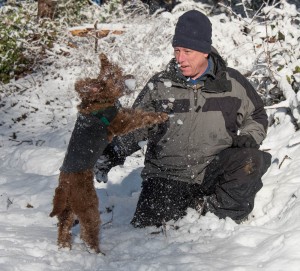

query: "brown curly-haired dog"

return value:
[50, 54, 168, 253]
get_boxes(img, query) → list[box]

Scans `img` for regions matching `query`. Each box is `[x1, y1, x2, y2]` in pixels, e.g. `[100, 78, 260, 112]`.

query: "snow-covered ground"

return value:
[1, 1, 300, 270]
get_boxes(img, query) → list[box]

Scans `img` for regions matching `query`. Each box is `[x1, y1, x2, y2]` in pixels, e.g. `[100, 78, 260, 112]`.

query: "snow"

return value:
[124, 78, 136, 92]
[1, 0, 300, 270]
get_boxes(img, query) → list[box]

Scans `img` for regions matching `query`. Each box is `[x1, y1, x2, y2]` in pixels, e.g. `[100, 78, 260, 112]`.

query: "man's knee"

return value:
[219, 148, 271, 177]
[243, 148, 271, 177]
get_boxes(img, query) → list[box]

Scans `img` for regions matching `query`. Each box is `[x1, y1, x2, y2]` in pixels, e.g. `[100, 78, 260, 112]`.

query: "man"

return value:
[96, 10, 272, 227]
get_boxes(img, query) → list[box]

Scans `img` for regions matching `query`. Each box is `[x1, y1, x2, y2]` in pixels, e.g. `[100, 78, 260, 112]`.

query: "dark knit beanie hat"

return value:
[172, 10, 212, 54]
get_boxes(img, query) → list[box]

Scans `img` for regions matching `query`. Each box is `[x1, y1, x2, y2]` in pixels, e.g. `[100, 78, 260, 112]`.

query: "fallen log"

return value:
[70, 28, 125, 38]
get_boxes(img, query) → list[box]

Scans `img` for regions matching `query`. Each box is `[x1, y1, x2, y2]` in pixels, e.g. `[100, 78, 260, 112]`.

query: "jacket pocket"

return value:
[202, 97, 241, 135]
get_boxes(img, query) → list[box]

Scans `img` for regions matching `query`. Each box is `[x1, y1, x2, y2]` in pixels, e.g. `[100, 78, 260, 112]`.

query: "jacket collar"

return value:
[185, 57, 215, 85]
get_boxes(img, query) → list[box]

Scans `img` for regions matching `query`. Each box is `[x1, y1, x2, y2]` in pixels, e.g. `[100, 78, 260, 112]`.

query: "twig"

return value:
[101, 206, 114, 228]
[248, 1, 267, 25]
[7, 197, 13, 209]
[217, 2, 249, 24]
[161, 220, 168, 240]
[241, 0, 250, 19]
[94, 20, 99, 53]
[279, 155, 291, 169]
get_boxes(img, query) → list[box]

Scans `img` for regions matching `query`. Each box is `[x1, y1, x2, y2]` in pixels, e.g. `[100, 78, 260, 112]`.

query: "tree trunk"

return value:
[37, 0, 57, 19]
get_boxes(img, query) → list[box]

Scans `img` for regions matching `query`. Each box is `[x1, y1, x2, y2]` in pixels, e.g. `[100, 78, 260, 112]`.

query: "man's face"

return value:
[174, 47, 209, 79]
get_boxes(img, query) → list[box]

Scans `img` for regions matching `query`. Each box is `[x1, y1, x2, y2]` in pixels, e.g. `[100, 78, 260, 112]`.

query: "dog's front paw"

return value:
[158, 112, 169, 122]
[143, 112, 169, 125]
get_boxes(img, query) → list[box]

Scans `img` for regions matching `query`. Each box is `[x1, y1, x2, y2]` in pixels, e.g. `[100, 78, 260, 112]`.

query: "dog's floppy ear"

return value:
[74, 78, 89, 97]
[99, 53, 110, 70]
[98, 53, 123, 81]
[74, 78, 99, 99]
[98, 53, 112, 80]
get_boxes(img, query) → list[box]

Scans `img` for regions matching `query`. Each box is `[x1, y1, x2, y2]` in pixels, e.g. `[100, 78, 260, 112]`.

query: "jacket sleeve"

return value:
[228, 68, 268, 144]
[132, 77, 158, 111]
[103, 76, 158, 160]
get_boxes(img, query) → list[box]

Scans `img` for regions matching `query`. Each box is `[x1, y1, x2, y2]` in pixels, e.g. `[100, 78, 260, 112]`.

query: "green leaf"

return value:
[294, 66, 300, 74]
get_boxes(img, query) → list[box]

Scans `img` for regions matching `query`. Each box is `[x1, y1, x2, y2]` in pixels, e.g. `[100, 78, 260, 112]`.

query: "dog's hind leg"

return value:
[70, 170, 101, 253]
[57, 203, 74, 249]
[78, 207, 101, 253]
[50, 172, 74, 249]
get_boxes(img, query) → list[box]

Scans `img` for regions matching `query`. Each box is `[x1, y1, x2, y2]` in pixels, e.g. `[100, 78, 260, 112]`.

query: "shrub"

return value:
[0, 0, 91, 84]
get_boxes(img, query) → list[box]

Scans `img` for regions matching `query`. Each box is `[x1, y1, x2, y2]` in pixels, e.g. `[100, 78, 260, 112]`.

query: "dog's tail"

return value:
[49, 173, 70, 217]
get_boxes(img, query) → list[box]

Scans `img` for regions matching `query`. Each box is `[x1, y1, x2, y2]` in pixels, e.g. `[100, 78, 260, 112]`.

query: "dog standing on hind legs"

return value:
[50, 53, 168, 253]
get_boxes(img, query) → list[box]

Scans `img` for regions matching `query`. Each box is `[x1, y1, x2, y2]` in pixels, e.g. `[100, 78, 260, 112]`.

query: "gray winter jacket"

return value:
[127, 50, 268, 184]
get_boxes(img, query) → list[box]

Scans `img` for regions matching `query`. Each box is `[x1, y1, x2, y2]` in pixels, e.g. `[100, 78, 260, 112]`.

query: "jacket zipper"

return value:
[188, 84, 204, 180]
[192, 85, 198, 107]
[193, 89, 197, 107]
[192, 83, 204, 109]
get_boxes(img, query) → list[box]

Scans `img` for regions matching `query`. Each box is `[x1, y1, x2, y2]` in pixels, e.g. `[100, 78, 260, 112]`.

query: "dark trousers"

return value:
[131, 148, 271, 227]
[202, 148, 271, 221]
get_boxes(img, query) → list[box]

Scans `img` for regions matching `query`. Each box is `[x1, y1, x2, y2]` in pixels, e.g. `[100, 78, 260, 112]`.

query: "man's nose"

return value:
[176, 52, 185, 63]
